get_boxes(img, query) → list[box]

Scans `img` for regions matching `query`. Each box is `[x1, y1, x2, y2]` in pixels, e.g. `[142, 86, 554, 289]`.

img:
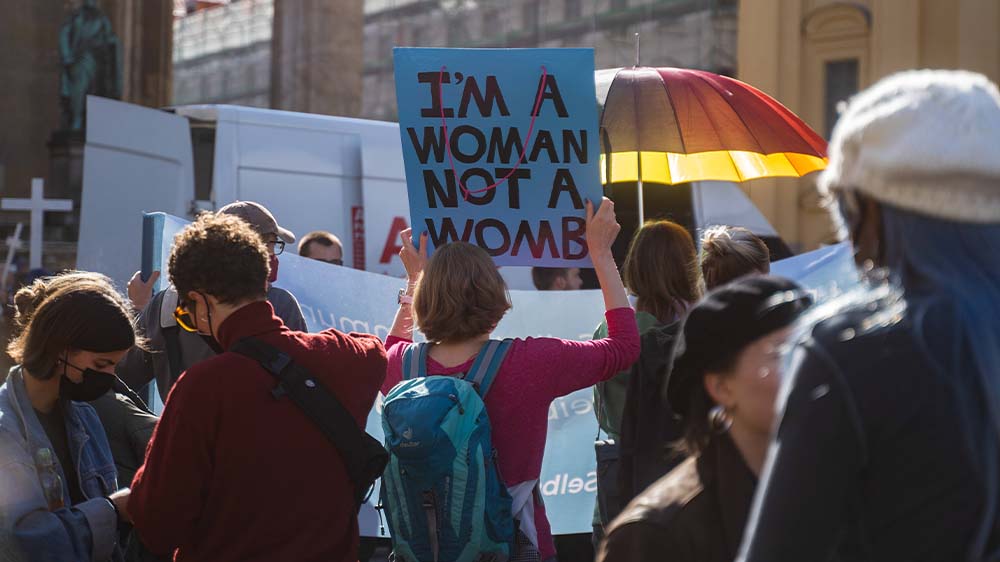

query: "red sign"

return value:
[351, 206, 365, 270]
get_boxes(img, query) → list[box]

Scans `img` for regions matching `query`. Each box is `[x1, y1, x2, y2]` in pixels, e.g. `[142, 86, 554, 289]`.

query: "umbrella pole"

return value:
[636, 148, 645, 226]
[637, 176, 645, 226]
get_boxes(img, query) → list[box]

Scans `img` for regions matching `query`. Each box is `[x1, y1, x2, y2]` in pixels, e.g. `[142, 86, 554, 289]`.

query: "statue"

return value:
[59, 0, 122, 131]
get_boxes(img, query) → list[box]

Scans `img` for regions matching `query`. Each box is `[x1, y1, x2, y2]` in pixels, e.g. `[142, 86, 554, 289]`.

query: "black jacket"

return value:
[740, 295, 998, 561]
[598, 433, 756, 562]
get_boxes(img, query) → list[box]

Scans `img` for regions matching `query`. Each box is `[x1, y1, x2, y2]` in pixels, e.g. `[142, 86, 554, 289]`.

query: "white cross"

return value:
[1, 178, 73, 270]
[0, 222, 23, 295]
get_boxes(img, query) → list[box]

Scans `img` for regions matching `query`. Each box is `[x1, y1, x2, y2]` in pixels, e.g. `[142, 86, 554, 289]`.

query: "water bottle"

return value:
[34, 448, 64, 511]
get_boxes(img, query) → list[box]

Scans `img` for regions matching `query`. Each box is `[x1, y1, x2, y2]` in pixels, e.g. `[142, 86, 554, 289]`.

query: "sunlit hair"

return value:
[700, 225, 770, 290]
[622, 220, 701, 323]
[413, 242, 512, 344]
[7, 271, 138, 380]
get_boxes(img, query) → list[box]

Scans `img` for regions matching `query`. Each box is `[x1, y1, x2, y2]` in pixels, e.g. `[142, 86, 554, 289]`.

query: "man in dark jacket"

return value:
[117, 201, 306, 403]
[123, 213, 386, 561]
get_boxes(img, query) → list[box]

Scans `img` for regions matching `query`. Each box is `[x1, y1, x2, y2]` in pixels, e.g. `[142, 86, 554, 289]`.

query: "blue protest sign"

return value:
[394, 48, 602, 267]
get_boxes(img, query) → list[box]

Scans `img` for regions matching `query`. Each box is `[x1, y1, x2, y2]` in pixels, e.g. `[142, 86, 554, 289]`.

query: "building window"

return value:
[565, 0, 581, 20]
[825, 59, 859, 138]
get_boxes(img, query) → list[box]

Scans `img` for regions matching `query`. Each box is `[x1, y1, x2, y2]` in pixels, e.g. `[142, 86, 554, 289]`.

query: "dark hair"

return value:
[169, 213, 269, 305]
[531, 267, 570, 291]
[700, 226, 770, 290]
[413, 242, 511, 343]
[623, 220, 701, 323]
[298, 230, 343, 257]
[7, 272, 137, 379]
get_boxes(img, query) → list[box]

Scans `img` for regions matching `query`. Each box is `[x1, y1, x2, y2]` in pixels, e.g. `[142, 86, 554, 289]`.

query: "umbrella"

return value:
[596, 67, 828, 224]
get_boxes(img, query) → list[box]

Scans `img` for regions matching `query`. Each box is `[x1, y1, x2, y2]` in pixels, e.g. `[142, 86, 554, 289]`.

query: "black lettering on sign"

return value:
[418, 72, 454, 118]
[486, 128, 524, 164]
[533, 75, 568, 118]
[462, 169, 497, 206]
[459, 76, 510, 118]
[426, 217, 473, 247]
[495, 167, 529, 209]
[407, 127, 446, 164]
[511, 220, 557, 259]
[562, 216, 587, 260]
[563, 130, 588, 164]
[548, 169, 584, 209]
[529, 130, 558, 163]
[423, 169, 458, 208]
[475, 219, 512, 256]
[450, 125, 487, 164]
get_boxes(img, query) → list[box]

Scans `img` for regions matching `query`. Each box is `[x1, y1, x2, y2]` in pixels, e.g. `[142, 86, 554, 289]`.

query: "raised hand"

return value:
[398, 228, 428, 284]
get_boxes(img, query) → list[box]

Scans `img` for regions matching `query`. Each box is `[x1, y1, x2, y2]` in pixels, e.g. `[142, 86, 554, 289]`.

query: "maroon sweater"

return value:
[130, 301, 386, 562]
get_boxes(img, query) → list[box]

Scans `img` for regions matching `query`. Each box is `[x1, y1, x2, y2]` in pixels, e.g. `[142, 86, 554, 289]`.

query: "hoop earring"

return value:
[708, 405, 732, 434]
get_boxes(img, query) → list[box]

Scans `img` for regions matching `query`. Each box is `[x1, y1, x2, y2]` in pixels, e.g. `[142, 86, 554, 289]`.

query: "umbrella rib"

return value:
[656, 70, 688, 154]
[691, 71, 767, 155]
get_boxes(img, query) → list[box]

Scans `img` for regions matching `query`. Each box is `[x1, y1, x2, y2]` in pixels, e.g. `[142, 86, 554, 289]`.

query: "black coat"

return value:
[598, 433, 756, 562]
[740, 295, 998, 561]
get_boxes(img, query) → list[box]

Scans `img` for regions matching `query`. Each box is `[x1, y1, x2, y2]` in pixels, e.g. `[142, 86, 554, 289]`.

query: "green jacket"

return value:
[593, 311, 661, 440]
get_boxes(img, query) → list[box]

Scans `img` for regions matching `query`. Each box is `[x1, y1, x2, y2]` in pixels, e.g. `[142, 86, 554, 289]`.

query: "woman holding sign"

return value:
[381, 197, 639, 562]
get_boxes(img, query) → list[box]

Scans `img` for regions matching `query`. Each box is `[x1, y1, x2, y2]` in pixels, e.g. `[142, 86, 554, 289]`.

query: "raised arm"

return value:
[387, 229, 427, 342]
[586, 198, 630, 312]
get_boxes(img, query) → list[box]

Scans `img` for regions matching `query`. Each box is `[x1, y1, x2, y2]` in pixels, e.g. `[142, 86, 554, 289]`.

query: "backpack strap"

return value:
[401, 342, 430, 380]
[231, 337, 388, 509]
[464, 339, 513, 398]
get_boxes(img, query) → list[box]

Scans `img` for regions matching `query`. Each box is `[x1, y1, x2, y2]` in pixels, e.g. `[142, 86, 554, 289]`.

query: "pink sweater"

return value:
[382, 307, 640, 559]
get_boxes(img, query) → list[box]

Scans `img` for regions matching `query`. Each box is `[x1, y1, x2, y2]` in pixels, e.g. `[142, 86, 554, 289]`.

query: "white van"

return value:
[77, 96, 411, 286]
[77, 96, 785, 289]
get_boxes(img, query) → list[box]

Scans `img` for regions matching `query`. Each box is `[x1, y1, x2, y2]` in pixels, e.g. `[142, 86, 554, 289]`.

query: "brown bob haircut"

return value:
[622, 220, 702, 323]
[169, 213, 270, 305]
[700, 226, 770, 290]
[7, 271, 137, 380]
[413, 242, 511, 343]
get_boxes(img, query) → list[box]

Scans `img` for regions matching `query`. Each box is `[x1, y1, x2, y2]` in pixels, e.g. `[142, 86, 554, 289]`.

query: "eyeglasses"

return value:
[173, 300, 198, 332]
[267, 239, 286, 255]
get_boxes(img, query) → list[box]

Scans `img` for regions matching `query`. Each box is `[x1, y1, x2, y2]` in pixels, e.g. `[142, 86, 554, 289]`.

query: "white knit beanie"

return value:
[819, 69, 1000, 224]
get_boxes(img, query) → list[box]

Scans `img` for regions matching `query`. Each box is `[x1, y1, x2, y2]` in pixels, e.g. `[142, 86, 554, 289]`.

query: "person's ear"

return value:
[704, 373, 735, 410]
[553, 276, 567, 290]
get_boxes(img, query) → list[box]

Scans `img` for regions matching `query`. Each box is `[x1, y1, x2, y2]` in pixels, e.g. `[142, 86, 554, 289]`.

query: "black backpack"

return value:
[616, 321, 685, 506]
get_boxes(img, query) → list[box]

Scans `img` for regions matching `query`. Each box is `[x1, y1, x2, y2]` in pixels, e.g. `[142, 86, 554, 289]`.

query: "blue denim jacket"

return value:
[0, 367, 121, 561]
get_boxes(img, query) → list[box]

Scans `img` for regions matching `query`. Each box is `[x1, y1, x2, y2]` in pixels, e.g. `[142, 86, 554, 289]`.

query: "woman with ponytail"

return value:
[0, 271, 137, 561]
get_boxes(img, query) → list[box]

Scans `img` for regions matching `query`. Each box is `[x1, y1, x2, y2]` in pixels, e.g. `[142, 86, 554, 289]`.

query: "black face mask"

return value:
[58, 359, 116, 402]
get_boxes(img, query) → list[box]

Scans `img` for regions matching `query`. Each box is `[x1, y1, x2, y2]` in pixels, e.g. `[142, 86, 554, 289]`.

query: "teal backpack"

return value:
[381, 340, 515, 562]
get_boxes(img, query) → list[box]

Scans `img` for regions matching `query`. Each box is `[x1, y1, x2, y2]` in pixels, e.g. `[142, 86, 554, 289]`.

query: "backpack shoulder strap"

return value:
[401, 342, 430, 380]
[464, 338, 513, 398]
[230, 337, 388, 508]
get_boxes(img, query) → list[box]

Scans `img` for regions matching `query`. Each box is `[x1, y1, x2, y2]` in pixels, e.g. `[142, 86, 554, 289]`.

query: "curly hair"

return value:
[7, 271, 138, 379]
[168, 213, 270, 305]
[413, 242, 511, 344]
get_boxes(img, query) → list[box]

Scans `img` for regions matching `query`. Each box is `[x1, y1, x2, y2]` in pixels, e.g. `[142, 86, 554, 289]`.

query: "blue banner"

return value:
[393, 48, 602, 267]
